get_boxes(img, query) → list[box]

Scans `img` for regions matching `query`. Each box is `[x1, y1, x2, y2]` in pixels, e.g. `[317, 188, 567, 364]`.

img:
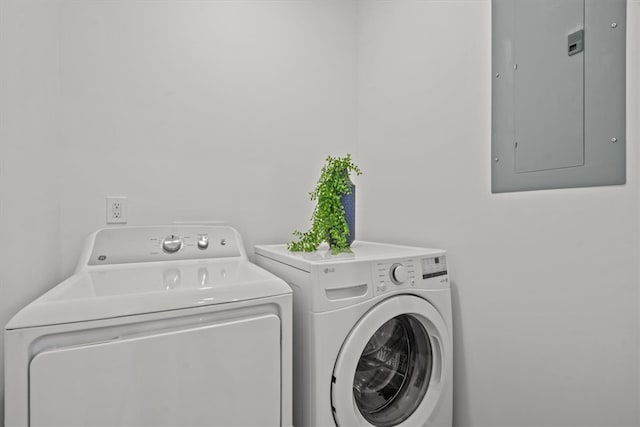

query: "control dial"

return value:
[162, 235, 182, 253]
[390, 263, 410, 285]
[197, 235, 209, 250]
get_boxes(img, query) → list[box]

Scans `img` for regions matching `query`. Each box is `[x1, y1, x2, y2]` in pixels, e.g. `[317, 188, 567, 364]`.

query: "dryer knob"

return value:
[197, 235, 209, 250]
[391, 264, 410, 285]
[162, 235, 182, 253]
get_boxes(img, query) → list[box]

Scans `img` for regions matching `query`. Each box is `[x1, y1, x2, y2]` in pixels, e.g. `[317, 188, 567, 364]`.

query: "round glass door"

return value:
[352, 315, 432, 427]
[331, 296, 449, 427]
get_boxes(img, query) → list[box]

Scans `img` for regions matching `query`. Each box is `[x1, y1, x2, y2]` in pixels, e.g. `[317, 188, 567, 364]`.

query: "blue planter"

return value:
[341, 179, 356, 246]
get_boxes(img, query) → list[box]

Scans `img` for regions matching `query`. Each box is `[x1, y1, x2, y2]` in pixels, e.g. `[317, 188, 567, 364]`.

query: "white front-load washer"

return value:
[5, 225, 292, 427]
[255, 241, 452, 427]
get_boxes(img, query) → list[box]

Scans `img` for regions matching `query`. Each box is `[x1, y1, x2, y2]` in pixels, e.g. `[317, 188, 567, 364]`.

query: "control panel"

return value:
[421, 255, 448, 279]
[373, 255, 448, 296]
[85, 226, 243, 266]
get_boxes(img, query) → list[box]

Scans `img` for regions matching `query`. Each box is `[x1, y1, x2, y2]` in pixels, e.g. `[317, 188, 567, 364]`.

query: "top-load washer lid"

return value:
[7, 225, 291, 330]
[6, 259, 290, 329]
[255, 241, 445, 272]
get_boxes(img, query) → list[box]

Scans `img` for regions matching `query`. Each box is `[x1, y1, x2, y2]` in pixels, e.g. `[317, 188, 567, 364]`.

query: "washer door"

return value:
[331, 296, 449, 427]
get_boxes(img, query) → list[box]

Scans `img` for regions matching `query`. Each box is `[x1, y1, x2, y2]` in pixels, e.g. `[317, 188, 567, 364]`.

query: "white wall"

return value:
[356, 1, 640, 426]
[0, 0, 62, 422]
[0, 1, 356, 424]
[57, 0, 358, 275]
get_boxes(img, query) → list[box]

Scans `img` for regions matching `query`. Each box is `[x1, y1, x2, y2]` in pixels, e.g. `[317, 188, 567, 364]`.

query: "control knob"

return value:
[390, 263, 410, 285]
[162, 235, 182, 253]
[197, 235, 209, 250]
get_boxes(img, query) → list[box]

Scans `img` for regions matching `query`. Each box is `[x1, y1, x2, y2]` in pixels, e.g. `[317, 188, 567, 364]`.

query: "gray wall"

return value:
[0, 0, 62, 423]
[56, 0, 358, 275]
[355, 0, 640, 426]
[0, 0, 357, 423]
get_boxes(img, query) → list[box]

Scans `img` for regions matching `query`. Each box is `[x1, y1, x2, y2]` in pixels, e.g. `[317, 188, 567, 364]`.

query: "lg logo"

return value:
[323, 268, 336, 274]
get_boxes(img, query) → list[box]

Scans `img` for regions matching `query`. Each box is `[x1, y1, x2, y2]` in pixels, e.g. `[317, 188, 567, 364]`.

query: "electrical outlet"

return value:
[106, 197, 127, 224]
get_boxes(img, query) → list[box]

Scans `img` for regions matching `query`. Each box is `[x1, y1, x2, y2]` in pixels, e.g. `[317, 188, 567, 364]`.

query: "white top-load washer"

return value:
[255, 241, 452, 427]
[5, 225, 292, 427]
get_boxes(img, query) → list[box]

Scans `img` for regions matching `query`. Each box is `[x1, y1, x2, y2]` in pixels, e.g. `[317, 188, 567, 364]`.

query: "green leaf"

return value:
[288, 154, 362, 252]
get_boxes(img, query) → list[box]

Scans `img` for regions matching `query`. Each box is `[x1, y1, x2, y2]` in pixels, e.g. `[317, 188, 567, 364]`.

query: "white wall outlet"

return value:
[106, 197, 128, 224]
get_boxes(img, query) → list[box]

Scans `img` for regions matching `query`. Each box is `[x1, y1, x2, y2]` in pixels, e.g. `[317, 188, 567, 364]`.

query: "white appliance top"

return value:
[7, 226, 290, 330]
[255, 241, 445, 272]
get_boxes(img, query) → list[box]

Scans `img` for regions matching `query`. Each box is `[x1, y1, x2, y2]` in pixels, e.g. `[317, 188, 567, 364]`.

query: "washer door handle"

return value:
[430, 335, 443, 385]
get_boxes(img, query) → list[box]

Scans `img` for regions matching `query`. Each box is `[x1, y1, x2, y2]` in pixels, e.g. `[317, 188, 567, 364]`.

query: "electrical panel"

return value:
[492, 0, 626, 193]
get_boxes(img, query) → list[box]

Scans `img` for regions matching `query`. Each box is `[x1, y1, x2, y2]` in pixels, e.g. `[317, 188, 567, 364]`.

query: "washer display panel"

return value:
[332, 296, 449, 427]
[354, 315, 433, 426]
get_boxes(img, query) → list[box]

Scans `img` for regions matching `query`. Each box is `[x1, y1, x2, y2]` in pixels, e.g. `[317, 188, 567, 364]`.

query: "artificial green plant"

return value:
[288, 154, 362, 254]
